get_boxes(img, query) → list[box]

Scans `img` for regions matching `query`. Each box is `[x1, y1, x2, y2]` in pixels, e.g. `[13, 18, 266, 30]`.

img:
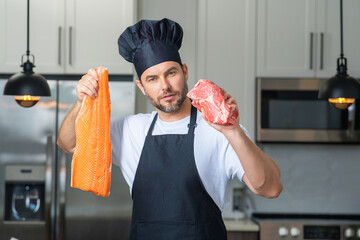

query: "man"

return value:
[58, 18, 282, 239]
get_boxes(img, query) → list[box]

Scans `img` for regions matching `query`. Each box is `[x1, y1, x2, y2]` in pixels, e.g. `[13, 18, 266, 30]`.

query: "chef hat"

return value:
[118, 18, 183, 79]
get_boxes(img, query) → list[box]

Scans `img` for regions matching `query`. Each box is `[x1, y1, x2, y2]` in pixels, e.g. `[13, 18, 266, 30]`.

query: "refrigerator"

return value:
[0, 77, 135, 240]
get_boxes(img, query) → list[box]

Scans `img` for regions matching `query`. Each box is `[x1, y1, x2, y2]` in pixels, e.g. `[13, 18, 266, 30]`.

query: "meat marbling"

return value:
[187, 79, 238, 125]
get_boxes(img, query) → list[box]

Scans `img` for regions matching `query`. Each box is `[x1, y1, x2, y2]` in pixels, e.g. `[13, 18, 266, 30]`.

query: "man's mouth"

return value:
[161, 93, 176, 101]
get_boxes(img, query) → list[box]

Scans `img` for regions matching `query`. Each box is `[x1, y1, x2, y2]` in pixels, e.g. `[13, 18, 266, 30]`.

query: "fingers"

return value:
[221, 89, 239, 125]
[221, 88, 237, 106]
[76, 68, 99, 102]
[227, 97, 237, 106]
[222, 89, 231, 100]
[87, 68, 99, 80]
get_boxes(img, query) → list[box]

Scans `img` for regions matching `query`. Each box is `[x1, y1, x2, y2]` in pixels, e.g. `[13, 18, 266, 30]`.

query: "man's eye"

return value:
[148, 78, 156, 82]
[169, 71, 175, 76]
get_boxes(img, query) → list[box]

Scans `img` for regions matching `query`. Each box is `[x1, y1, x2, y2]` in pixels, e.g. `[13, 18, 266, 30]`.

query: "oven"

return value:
[253, 213, 360, 240]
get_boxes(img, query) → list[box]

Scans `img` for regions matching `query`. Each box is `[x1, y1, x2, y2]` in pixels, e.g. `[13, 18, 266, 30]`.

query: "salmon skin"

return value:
[72, 67, 112, 197]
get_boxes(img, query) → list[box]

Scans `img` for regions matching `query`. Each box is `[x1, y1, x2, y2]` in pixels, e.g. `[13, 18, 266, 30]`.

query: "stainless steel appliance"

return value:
[256, 78, 360, 143]
[253, 213, 360, 240]
[0, 77, 135, 240]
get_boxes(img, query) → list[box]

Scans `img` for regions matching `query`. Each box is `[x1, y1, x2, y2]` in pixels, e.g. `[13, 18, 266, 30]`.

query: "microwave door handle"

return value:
[45, 135, 54, 240]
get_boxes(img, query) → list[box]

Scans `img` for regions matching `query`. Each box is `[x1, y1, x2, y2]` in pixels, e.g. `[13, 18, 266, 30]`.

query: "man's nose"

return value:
[160, 77, 171, 90]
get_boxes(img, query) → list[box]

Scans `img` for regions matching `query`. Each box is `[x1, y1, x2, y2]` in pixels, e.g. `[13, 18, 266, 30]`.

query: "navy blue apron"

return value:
[129, 106, 227, 240]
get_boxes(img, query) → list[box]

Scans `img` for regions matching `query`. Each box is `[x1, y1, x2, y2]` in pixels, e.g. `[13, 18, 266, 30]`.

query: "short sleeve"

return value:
[224, 124, 250, 182]
[110, 118, 126, 168]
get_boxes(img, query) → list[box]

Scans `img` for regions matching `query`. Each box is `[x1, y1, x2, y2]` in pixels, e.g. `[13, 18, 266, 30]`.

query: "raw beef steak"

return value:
[187, 79, 238, 125]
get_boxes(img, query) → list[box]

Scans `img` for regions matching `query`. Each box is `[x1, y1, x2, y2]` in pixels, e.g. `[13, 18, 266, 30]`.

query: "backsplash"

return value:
[248, 143, 360, 214]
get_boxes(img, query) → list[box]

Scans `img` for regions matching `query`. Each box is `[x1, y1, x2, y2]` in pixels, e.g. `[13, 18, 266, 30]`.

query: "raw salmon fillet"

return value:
[187, 79, 238, 125]
[72, 67, 112, 197]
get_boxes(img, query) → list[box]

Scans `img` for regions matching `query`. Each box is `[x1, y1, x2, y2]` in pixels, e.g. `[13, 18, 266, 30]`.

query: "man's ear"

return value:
[182, 63, 189, 82]
[136, 79, 146, 95]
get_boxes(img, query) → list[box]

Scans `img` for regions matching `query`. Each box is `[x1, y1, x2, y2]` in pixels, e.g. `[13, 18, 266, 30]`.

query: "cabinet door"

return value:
[317, 0, 360, 78]
[197, 0, 256, 138]
[0, 0, 64, 74]
[257, 0, 316, 77]
[65, 0, 135, 74]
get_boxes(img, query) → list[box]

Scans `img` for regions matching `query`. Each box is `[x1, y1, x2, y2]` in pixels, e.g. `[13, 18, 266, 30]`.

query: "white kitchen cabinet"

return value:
[0, 0, 62, 73]
[317, 0, 360, 78]
[197, 0, 256, 138]
[256, 0, 360, 78]
[0, 0, 135, 75]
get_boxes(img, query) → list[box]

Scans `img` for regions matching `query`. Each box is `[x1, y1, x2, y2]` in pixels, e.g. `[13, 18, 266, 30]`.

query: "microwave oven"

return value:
[256, 78, 360, 143]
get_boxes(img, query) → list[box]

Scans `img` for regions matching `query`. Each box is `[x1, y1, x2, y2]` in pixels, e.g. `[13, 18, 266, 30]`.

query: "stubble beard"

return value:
[145, 80, 188, 113]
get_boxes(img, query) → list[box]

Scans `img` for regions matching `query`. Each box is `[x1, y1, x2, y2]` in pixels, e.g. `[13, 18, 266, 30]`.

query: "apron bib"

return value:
[129, 106, 227, 240]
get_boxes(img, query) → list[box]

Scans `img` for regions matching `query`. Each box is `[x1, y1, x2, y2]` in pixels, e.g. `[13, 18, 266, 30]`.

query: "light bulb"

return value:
[328, 98, 355, 110]
[14, 95, 40, 108]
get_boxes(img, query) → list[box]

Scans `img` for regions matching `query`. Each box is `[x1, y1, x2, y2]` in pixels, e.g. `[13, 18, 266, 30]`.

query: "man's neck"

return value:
[156, 98, 192, 122]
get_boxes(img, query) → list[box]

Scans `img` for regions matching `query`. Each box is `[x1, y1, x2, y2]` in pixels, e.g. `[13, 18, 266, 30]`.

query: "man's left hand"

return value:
[204, 90, 241, 134]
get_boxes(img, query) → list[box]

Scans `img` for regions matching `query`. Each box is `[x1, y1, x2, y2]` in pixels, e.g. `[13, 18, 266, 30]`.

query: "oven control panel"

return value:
[258, 221, 360, 240]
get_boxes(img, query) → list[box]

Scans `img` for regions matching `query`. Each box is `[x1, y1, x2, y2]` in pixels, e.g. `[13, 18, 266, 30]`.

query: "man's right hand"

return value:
[76, 68, 99, 102]
[57, 68, 99, 153]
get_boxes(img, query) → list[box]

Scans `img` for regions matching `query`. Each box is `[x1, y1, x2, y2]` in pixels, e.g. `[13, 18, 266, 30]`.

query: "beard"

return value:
[145, 79, 188, 113]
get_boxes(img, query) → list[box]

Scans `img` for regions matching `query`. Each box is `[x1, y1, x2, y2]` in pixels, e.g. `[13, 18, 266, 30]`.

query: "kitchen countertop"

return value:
[223, 219, 259, 232]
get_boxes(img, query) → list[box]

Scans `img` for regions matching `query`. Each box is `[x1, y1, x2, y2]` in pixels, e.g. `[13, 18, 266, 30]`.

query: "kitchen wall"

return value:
[135, 0, 198, 114]
[249, 143, 360, 214]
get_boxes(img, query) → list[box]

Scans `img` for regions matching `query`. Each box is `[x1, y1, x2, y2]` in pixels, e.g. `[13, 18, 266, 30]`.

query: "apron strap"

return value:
[187, 105, 198, 134]
[147, 113, 158, 137]
[147, 105, 198, 137]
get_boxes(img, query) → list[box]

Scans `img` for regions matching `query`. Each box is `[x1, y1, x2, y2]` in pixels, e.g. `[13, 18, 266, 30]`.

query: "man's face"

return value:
[136, 61, 189, 113]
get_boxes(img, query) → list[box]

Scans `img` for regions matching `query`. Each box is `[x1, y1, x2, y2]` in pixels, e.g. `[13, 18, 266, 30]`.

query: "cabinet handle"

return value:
[58, 27, 62, 65]
[69, 26, 73, 65]
[310, 32, 314, 70]
[320, 32, 324, 70]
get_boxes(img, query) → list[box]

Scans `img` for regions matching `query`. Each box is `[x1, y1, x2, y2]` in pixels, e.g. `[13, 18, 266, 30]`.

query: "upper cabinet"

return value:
[256, 0, 360, 78]
[197, 0, 256, 138]
[0, 0, 136, 75]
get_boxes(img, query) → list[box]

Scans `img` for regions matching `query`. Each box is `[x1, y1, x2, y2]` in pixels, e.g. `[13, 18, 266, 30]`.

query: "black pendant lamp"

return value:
[318, 0, 360, 110]
[3, 0, 50, 108]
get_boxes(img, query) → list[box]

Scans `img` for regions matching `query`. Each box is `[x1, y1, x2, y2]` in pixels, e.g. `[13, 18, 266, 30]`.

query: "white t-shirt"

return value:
[110, 110, 248, 212]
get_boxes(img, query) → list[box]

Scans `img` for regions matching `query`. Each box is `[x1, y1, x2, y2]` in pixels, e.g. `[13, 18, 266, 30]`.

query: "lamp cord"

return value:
[340, 0, 344, 59]
[26, 0, 30, 61]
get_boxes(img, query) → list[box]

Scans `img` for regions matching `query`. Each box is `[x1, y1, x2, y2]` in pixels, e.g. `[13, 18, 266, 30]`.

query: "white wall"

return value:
[135, 0, 198, 114]
[135, 0, 257, 141]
